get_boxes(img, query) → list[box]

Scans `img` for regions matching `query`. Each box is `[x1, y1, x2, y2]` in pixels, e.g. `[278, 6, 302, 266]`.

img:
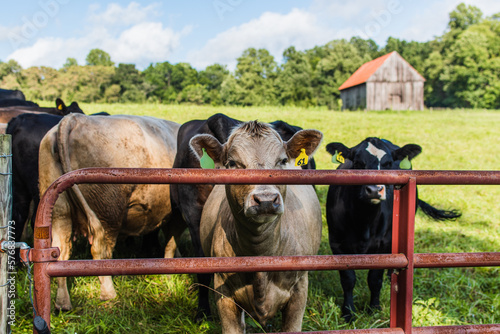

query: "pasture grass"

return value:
[14, 104, 499, 333]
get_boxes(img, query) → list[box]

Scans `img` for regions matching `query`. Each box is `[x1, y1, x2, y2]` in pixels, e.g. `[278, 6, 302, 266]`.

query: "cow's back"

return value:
[39, 113, 180, 236]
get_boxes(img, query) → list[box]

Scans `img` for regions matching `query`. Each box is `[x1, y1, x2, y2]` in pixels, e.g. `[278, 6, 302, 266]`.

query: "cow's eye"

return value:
[226, 160, 237, 168]
[278, 158, 288, 166]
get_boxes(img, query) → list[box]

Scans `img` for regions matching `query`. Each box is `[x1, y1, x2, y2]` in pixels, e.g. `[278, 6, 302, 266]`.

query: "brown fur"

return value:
[190, 121, 323, 333]
[38, 113, 181, 311]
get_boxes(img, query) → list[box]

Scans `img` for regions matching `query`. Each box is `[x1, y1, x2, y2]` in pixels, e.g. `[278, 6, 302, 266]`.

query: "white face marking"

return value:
[366, 142, 387, 170]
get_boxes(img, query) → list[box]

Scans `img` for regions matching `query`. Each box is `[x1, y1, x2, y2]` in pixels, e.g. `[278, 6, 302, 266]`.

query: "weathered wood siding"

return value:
[366, 53, 424, 110]
[340, 52, 425, 111]
[340, 84, 366, 111]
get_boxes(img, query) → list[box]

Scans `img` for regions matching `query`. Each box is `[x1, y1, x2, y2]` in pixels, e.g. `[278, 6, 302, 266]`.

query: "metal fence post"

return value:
[0, 135, 12, 334]
[390, 178, 417, 333]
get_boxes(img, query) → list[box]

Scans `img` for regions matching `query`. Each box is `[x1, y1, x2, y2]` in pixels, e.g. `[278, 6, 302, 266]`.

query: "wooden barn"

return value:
[339, 51, 425, 111]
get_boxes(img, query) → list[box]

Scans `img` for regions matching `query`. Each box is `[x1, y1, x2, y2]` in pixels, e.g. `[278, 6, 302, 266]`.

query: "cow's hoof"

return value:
[195, 308, 212, 323]
[342, 308, 356, 323]
[100, 290, 117, 301]
[55, 301, 72, 312]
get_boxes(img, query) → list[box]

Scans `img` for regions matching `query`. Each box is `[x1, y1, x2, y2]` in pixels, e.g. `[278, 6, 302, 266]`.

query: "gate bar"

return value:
[45, 254, 409, 277]
[33, 168, 500, 334]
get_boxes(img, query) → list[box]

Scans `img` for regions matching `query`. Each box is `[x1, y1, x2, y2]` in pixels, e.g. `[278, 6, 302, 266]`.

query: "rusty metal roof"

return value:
[338, 51, 425, 91]
[339, 52, 394, 91]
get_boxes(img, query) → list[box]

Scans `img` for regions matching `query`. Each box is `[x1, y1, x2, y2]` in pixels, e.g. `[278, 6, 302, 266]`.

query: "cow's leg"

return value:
[162, 213, 187, 259]
[215, 275, 244, 334]
[183, 208, 212, 321]
[367, 269, 385, 311]
[281, 274, 308, 332]
[339, 269, 357, 322]
[51, 196, 73, 311]
[90, 229, 118, 301]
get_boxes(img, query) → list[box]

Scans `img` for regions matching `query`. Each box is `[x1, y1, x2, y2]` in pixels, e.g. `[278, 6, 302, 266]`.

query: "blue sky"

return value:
[1, 0, 499, 71]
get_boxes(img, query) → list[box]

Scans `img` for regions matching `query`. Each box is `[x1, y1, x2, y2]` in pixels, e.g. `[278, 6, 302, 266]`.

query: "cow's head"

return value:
[326, 137, 421, 204]
[190, 121, 322, 224]
[56, 98, 84, 115]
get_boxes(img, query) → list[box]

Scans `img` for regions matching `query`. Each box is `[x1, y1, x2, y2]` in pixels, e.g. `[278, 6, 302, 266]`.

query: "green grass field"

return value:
[13, 104, 500, 333]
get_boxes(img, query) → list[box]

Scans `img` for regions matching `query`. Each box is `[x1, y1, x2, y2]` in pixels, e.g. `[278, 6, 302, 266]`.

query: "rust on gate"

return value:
[32, 168, 500, 334]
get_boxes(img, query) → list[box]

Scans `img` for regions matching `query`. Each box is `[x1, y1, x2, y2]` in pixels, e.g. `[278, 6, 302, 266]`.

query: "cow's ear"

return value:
[286, 129, 323, 159]
[68, 102, 83, 114]
[56, 98, 66, 112]
[190, 134, 224, 166]
[392, 144, 422, 161]
[325, 142, 349, 157]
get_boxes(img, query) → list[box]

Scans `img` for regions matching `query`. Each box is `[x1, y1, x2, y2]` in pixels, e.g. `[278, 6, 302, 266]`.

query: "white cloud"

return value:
[6, 2, 189, 69]
[88, 2, 161, 27]
[187, 8, 336, 70]
[7, 21, 189, 69]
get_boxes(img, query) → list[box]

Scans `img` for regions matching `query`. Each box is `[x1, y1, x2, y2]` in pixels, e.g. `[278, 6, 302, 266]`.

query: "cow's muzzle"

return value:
[363, 185, 386, 204]
[245, 191, 284, 222]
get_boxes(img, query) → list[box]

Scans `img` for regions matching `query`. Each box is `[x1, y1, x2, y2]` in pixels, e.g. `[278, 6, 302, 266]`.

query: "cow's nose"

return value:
[250, 192, 282, 214]
[364, 185, 381, 199]
[251, 192, 280, 207]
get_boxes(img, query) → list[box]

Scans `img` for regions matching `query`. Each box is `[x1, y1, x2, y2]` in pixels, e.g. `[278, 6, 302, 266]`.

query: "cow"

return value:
[170, 113, 316, 320]
[38, 113, 182, 311]
[0, 98, 83, 133]
[0, 88, 26, 101]
[0, 99, 38, 108]
[6, 105, 105, 245]
[325, 137, 461, 322]
[189, 120, 323, 333]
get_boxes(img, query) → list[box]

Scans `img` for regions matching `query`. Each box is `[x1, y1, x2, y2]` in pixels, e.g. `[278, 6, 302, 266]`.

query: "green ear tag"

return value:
[200, 148, 215, 169]
[332, 150, 345, 164]
[399, 156, 411, 170]
[295, 149, 309, 167]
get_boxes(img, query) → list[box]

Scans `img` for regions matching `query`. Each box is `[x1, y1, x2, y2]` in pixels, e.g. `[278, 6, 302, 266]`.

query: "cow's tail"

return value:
[57, 115, 105, 249]
[417, 199, 461, 221]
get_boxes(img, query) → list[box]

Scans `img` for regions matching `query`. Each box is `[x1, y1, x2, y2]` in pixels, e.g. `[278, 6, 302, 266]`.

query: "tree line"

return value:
[1, 3, 498, 109]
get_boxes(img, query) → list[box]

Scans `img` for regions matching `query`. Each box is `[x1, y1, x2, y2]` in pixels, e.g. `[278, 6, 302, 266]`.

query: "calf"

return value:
[170, 113, 316, 320]
[190, 121, 323, 333]
[325, 137, 461, 322]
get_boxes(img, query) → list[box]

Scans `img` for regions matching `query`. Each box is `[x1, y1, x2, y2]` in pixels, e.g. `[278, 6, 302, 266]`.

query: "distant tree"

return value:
[63, 57, 78, 69]
[350, 37, 380, 59]
[199, 64, 229, 105]
[313, 39, 370, 109]
[448, 3, 483, 31]
[86, 49, 114, 67]
[233, 48, 278, 105]
[276, 46, 314, 106]
[0, 59, 22, 80]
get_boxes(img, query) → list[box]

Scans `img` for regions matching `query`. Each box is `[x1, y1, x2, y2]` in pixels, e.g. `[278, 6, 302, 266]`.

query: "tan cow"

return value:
[190, 121, 323, 333]
[38, 113, 183, 311]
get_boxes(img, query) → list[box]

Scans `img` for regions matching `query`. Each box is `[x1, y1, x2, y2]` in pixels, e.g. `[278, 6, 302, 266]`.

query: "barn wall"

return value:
[367, 81, 424, 111]
[365, 53, 425, 111]
[340, 84, 366, 110]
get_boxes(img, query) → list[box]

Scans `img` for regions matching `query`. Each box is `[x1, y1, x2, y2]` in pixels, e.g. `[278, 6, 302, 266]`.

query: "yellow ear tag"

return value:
[295, 149, 309, 167]
[200, 148, 215, 169]
[57, 104, 63, 110]
[332, 150, 345, 164]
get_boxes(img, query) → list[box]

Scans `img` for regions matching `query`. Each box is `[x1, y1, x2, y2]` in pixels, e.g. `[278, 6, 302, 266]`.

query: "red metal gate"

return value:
[29, 168, 500, 333]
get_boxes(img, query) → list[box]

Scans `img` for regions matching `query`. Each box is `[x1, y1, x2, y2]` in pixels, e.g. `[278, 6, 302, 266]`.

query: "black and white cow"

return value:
[325, 137, 461, 322]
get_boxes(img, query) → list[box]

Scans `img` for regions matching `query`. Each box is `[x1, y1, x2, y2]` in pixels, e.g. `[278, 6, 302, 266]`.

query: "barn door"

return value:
[390, 94, 401, 110]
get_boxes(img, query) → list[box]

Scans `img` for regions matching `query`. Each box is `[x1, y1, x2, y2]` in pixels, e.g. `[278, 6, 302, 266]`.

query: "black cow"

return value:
[170, 113, 316, 320]
[0, 88, 25, 101]
[325, 137, 461, 322]
[6, 106, 107, 245]
[0, 99, 38, 108]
